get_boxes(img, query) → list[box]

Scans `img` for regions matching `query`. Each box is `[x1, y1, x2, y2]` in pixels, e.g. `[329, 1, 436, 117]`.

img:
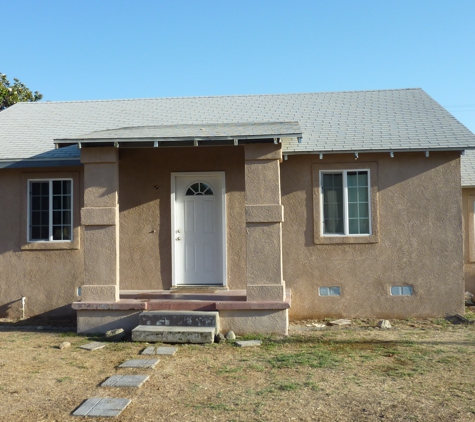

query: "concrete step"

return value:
[131, 325, 215, 344]
[139, 311, 219, 334]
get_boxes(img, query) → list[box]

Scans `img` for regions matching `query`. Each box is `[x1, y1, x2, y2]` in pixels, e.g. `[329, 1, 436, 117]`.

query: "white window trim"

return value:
[320, 169, 372, 237]
[27, 178, 74, 243]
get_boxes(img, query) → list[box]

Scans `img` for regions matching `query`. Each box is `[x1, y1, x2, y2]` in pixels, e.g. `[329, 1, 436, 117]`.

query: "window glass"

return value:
[322, 174, 343, 234]
[321, 170, 370, 236]
[390, 286, 413, 296]
[319, 286, 341, 296]
[29, 180, 72, 242]
[186, 182, 214, 196]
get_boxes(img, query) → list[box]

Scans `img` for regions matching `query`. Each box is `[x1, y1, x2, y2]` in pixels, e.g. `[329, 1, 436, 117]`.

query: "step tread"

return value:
[140, 311, 219, 316]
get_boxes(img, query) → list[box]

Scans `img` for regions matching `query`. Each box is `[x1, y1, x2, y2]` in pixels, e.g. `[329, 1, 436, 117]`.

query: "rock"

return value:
[377, 320, 391, 329]
[329, 319, 351, 326]
[105, 328, 126, 341]
[312, 323, 326, 329]
[215, 333, 225, 343]
[58, 341, 71, 349]
[225, 330, 236, 341]
[465, 291, 474, 300]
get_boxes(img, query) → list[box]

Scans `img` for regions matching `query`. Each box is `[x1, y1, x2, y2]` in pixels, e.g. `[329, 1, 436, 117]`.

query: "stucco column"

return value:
[80, 147, 120, 302]
[245, 144, 285, 301]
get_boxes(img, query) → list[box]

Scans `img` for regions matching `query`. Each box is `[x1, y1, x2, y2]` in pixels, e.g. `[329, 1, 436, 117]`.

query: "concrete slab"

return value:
[118, 358, 159, 369]
[132, 325, 215, 344]
[235, 340, 262, 347]
[141, 346, 156, 355]
[80, 342, 106, 351]
[73, 397, 131, 417]
[156, 346, 177, 356]
[101, 375, 149, 388]
[329, 319, 352, 326]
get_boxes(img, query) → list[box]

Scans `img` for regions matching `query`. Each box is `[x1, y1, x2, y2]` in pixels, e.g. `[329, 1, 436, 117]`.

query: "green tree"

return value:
[0, 73, 43, 111]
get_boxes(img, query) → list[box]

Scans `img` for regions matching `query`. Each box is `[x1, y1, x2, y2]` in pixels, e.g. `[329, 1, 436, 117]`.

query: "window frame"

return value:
[320, 169, 372, 237]
[27, 178, 74, 243]
[21, 171, 80, 251]
[319, 286, 341, 296]
[390, 286, 413, 296]
[312, 161, 379, 245]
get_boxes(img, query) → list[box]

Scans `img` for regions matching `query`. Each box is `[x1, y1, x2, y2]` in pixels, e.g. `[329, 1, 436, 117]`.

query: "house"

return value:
[1, 88, 474, 336]
[461, 150, 475, 294]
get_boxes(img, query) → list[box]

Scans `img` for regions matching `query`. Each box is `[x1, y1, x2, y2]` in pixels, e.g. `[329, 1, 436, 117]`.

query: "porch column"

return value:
[80, 147, 120, 302]
[245, 144, 285, 301]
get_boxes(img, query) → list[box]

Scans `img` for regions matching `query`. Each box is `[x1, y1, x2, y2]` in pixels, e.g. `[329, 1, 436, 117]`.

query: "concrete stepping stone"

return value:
[329, 319, 351, 326]
[101, 375, 149, 388]
[80, 342, 106, 351]
[140, 346, 177, 356]
[156, 346, 177, 356]
[141, 346, 156, 355]
[118, 358, 159, 368]
[236, 340, 262, 347]
[73, 397, 131, 417]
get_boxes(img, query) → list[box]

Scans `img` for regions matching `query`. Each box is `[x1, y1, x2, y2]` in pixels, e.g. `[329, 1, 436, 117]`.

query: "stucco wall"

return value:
[462, 187, 475, 293]
[281, 152, 464, 319]
[0, 166, 84, 320]
[118, 146, 246, 290]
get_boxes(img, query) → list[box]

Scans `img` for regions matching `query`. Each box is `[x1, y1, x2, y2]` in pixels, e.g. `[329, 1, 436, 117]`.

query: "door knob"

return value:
[176, 237, 181, 241]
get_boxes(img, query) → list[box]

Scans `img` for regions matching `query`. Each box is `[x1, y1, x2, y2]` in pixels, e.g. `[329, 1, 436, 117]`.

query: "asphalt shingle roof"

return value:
[56, 122, 302, 142]
[0, 88, 474, 163]
[462, 150, 475, 187]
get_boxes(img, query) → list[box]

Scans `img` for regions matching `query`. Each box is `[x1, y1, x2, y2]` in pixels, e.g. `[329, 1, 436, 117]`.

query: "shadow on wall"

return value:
[0, 302, 76, 325]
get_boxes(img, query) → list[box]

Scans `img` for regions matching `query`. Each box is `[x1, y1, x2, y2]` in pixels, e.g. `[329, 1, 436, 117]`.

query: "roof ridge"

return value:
[14, 88, 423, 105]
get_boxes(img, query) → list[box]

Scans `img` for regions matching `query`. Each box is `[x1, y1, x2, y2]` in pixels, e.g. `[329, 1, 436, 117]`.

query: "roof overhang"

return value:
[54, 121, 303, 148]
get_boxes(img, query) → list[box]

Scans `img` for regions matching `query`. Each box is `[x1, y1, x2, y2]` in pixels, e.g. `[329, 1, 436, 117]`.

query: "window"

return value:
[321, 170, 371, 235]
[28, 179, 73, 242]
[390, 286, 413, 296]
[319, 286, 341, 296]
[186, 182, 214, 196]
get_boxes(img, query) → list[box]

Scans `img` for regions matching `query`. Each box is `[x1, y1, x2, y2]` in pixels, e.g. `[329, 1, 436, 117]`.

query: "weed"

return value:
[56, 376, 71, 383]
[277, 381, 300, 391]
[217, 365, 242, 374]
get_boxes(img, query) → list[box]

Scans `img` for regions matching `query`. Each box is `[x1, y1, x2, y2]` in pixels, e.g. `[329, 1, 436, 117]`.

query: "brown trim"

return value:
[312, 162, 380, 244]
[20, 171, 81, 250]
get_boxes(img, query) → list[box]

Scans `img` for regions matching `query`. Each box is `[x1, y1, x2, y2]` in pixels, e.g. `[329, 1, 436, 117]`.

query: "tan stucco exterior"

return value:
[281, 151, 464, 319]
[118, 146, 247, 291]
[0, 166, 84, 320]
[462, 187, 475, 293]
[0, 147, 465, 323]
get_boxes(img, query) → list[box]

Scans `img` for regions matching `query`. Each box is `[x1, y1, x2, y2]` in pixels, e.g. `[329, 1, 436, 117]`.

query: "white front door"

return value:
[172, 172, 226, 286]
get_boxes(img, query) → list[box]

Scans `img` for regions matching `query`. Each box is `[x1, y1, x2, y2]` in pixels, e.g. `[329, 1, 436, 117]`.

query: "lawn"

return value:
[1, 314, 475, 421]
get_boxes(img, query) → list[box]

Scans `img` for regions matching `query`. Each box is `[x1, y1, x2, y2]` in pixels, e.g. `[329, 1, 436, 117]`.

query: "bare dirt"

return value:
[1, 313, 475, 421]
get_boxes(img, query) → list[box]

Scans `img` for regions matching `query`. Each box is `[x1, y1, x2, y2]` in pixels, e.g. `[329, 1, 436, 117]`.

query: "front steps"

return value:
[131, 311, 219, 344]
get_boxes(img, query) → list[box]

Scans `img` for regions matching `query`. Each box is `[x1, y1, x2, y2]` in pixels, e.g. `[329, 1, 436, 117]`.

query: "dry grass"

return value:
[1, 314, 475, 421]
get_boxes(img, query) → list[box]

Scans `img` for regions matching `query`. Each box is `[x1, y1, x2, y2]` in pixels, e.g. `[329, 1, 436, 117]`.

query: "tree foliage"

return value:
[0, 73, 43, 111]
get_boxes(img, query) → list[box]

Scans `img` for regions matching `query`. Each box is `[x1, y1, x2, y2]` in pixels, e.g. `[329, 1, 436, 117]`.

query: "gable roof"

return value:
[1, 88, 474, 165]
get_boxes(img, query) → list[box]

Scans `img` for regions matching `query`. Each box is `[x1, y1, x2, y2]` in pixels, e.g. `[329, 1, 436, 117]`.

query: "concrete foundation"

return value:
[220, 309, 289, 336]
[77, 310, 141, 334]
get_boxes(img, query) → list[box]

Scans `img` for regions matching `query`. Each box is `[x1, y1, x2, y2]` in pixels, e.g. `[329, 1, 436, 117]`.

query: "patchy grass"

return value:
[1, 315, 475, 421]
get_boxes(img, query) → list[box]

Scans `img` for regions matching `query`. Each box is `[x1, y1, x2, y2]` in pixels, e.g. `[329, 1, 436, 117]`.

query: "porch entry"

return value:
[171, 172, 226, 286]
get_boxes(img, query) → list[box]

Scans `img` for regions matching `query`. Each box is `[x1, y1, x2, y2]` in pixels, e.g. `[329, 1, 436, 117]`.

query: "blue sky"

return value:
[3, 0, 475, 131]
